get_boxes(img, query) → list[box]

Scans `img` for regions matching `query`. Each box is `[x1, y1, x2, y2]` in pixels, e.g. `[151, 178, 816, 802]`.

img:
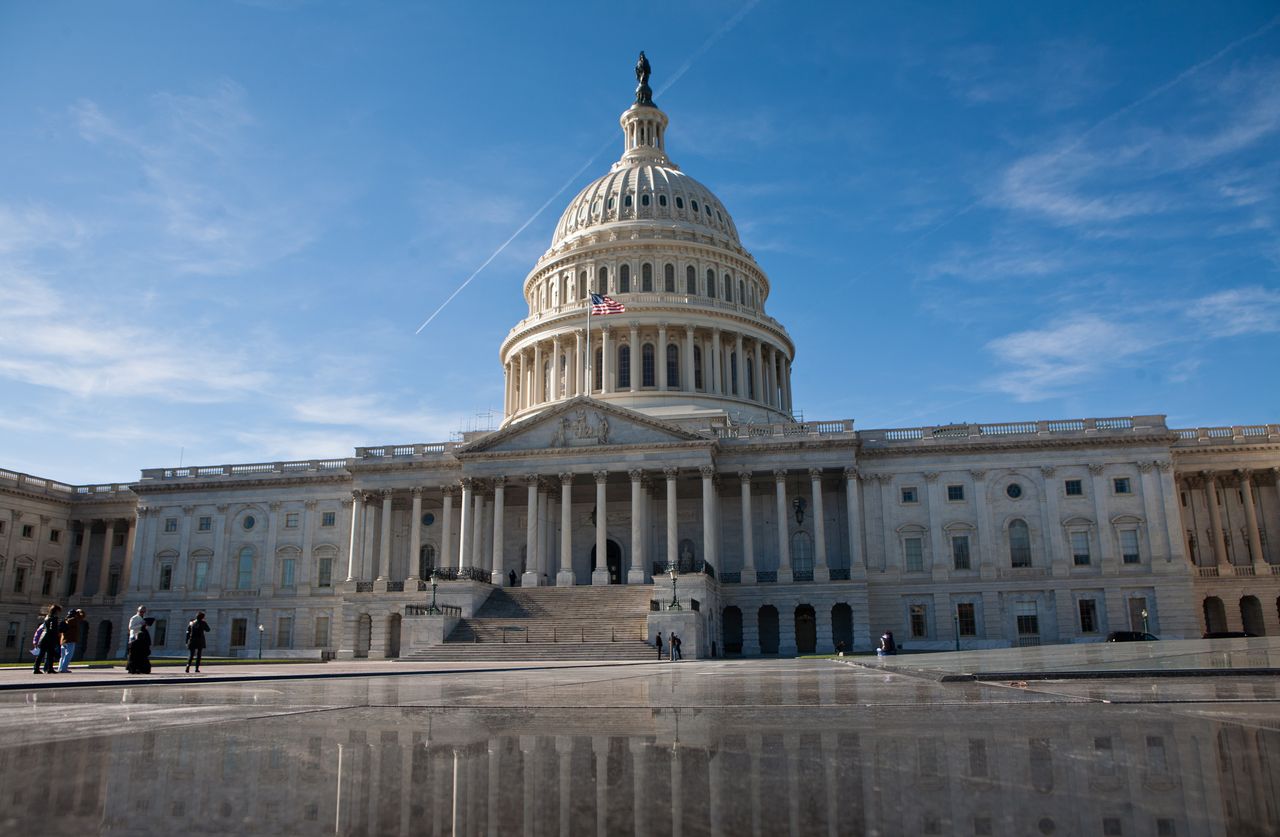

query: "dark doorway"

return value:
[387, 613, 403, 658]
[831, 603, 853, 652]
[590, 539, 624, 584]
[722, 606, 743, 654]
[356, 614, 372, 658]
[795, 605, 817, 654]
[1203, 596, 1228, 634]
[1241, 596, 1265, 636]
[94, 620, 113, 660]
[758, 606, 779, 655]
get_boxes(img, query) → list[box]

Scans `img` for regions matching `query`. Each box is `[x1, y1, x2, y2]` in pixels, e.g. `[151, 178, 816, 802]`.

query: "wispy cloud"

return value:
[1187, 286, 1280, 338]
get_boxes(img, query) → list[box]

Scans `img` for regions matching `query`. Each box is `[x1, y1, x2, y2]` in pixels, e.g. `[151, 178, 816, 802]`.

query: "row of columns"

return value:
[1178, 468, 1276, 571]
[504, 325, 793, 416]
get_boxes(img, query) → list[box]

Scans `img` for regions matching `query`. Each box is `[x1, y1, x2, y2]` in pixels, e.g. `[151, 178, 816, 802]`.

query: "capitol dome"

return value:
[500, 57, 796, 429]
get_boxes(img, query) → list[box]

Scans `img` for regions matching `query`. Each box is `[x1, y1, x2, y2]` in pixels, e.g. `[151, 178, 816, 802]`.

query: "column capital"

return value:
[411, 486, 425, 497]
[663, 467, 678, 480]
[379, 489, 394, 501]
[1200, 469, 1218, 483]
[628, 469, 644, 482]
[699, 466, 715, 479]
[340, 499, 353, 509]
[1088, 464, 1106, 476]
[922, 472, 939, 482]
[524, 474, 541, 487]
[559, 472, 575, 485]
[1156, 460, 1172, 472]
[658, 321, 669, 330]
[594, 470, 609, 484]
[440, 484, 456, 499]
[182, 504, 196, 514]
[1234, 467, 1253, 481]
[808, 468, 823, 480]
[843, 467, 859, 481]
[304, 499, 318, 510]
[773, 468, 788, 481]
[1039, 466, 1055, 478]
[492, 475, 506, 488]
[739, 470, 753, 484]
[1137, 462, 1154, 474]
[351, 490, 364, 503]
[460, 477, 474, 491]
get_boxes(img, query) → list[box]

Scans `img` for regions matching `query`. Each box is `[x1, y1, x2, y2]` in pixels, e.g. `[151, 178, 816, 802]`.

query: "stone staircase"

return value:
[399, 585, 659, 662]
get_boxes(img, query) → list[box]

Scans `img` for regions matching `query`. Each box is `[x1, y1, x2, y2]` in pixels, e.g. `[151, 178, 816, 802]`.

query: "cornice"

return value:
[855, 432, 1180, 459]
[132, 472, 353, 495]
[459, 439, 718, 463]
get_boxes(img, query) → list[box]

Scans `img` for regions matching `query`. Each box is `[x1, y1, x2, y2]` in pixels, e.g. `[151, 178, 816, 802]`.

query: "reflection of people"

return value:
[877, 630, 897, 657]
[185, 612, 210, 673]
[127, 617, 155, 674]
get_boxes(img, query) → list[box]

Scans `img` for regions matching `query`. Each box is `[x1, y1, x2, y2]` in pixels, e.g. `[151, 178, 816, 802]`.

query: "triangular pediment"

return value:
[457, 397, 709, 455]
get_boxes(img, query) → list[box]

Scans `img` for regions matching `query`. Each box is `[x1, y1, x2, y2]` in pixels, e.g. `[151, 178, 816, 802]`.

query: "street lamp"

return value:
[427, 577, 441, 614]
[667, 565, 681, 610]
[953, 614, 960, 652]
[1141, 608, 1150, 634]
[257, 624, 265, 660]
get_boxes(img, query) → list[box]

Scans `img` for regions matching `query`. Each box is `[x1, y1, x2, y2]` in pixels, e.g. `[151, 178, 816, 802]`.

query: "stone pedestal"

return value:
[556, 570, 576, 587]
[591, 568, 611, 586]
[521, 571, 540, 587]
[627, 567, 646, 585]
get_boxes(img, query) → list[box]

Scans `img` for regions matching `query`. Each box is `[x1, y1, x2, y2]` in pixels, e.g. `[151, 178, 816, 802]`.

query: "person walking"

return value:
[58, 608, 84, 672]
[185, 611, 210, 673]
[128, 605, 147, 644]
[670, 632, 682, 662]
[655, 632, 664, 660]
[32, 605, 62, 674]
[127, 617, 154, 674]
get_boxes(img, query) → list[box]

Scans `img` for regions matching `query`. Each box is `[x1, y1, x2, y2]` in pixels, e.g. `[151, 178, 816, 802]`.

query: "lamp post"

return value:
[427, 577, 441, 614]
[257, 624, 264, 660]
[667, 565, 681, 610]
[1141, 608, 1150, 635]
[953, 614, 960, 652]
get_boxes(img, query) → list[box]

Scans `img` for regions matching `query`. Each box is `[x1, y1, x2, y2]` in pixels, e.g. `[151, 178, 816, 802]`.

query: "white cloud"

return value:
[0, 204, 91, 255]
[1187, 286, 1280, 338]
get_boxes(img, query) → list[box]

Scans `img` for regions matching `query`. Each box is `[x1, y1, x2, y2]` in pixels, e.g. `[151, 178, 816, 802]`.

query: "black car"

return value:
[1201, 631, 1258, 639]
[1106, 631, 1159, 642]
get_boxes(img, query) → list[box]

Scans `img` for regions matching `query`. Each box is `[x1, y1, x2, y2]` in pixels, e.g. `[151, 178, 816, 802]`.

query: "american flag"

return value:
[590, 293, 626, 315]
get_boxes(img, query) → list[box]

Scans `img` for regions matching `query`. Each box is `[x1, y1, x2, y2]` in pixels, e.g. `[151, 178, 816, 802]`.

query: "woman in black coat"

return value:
[33, 604, 62, 674]
[185, 612, 210, 673]
[126, 617, 154, 674]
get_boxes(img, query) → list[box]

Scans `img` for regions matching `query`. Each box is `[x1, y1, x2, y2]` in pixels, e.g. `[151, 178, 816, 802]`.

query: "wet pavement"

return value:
[1, 652, 1277, 835]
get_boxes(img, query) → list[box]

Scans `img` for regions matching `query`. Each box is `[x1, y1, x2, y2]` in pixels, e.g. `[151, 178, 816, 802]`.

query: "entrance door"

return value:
[794, 605, 817, 654]
[1127, 597, 1149, 633]
[95, 620, 113, 660]
[590, 540, 624, 584]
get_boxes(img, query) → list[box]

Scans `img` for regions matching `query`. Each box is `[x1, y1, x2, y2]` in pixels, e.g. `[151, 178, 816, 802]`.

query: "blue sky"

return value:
[2, 2, 1278, 484]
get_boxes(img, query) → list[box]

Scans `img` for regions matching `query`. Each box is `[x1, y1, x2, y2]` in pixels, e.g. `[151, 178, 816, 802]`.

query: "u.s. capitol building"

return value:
[2, 61, 1278, 662]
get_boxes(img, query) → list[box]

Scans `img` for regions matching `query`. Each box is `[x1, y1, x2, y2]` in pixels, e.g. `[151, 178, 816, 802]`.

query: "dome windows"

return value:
[596, 266, 608, 294]
[641, 263, 653, 292]
[691, 200, 700, 213]
[619, 264, 631, 294]
[659, 194, 668, 207]
[664, 263, 675, 292]
[676, 196, 684, 209]
[624, 194, 633, 208]
[706, 268, 717, 298]
[641, 194, 651, 207]
[608, 196, 615, 210]
[686, 265, 697, 294]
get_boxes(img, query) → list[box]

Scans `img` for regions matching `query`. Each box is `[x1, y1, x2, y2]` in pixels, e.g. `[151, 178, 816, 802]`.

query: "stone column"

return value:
[539, 489, 552, 581]
[665, 468, 679, 570]
[97, 519, 116, 596]
[811, 469, 829, 582]
[752, 340, 763, 402]
[570, 330, 581, 397]
[592, 471, 610, 585]
[377, 490, 393, 582]
[657, 323, 668, 389]
[774, 471, 792, 582]
[551, 336, 562, 401]
[711, 328, 722, 394]
[602, 326, 613, 394]
[173, 506, 194, 593]
[558, 474, 575, 586]
[1238, 470, 1266, 569]
[701, 467, 717, 572]
[924, 472, 944, 576]
[76, 520, 94, 595]
[629, 322, 640, 392]
[844, 468, 864, 576]
[629, 470, 645, 584]
[970, 470, 993, 578]
[1089, 465, 1117, 572]
[458, 479, 474, 571]
[409, 487, 423, 582]
[782, 358, 793, 413]
[1041, 466, 1066, 576]
[1203, 471, 1228, 567]
[491, 478, 506, 584]
[739, 472, 756, 583]
[630, 740, 650, 836]
[516, 352, 526, 411]
[471, 486, 487, 571]
[734, 333, 745, 397]
[533, 342, 544, 405]
[440, 486, 454, 572]
[523, 476, 539, 586]
[121, 516, 139, 595]
[684, 325, 696, 392]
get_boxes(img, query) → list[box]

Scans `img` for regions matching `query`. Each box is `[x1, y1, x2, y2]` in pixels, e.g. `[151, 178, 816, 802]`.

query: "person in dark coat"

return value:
[127, 617, 154, 674]
[508, 569, 517, 587]
[670, 632, 682, 661]
[185, 611, 210, 673]
[877, 630, 897, 657]
[655, 632, 664, 660]
[33, 605, 63, 674]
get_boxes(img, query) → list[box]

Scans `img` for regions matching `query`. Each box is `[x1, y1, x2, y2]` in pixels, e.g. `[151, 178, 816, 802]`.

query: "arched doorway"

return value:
[795, 605, 817, 654]
[758, 606, 780, 655]
[1203, 597, 1228, 634]
[355, 614, 372, 659]
[387, 613, 403, 658]
[722, 606, 743, 655]
[831, 603, 853, 652]
[1240, 596, 1265, 636]
[94, 620, 112, 660]
[419, 543, 437, 579]
[590, 539, 624, 584]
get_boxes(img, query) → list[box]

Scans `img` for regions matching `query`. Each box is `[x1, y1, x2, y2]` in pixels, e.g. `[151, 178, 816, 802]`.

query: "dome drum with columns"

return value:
[500, 85, 796, 428]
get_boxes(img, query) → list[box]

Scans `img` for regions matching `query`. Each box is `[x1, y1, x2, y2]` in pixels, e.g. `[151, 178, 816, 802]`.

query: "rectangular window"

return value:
[49, 529, 61, 544]
[1016, 613, 1039, 637]
[21, 524, 34, 539]
[74, 530, 82, 546]
[904, 537, 924, 572]
[159, 565, 173, 591]
[13, 567, 26, 593]
[5, 621, 17, 649]
[1120, 530, 1140, 564]
[0, 520, 5, 534]
[314, 616, 330, 647]
[956, 602, 977, 636]
[909, 604, 928, 638]
[1070, 531, 1091, 566]
[108, 572, 119, 596]
[281, 558, 296, 588]
[198, 516, 212, 531]
[154, 619, 167, 647]
[1079, 599, 1098, 633]
[1064, 479, 1083, 497]
[317, 558, 333, 588]
[277, 617, 293, 649]
[952, 535, 971, 570]
[900, 486, 918, 504]
[1113, 477, 1131, 495]
[114, 533, 125, 546]
[230, 619, 248, 647]
[946, 484, 964, 502]
[164, 518, 178, 533]
[321, 512, 336, 528]
[193, 561, 209, 591]
[285, 513, 299, 529]
[42, 570, 54, 596]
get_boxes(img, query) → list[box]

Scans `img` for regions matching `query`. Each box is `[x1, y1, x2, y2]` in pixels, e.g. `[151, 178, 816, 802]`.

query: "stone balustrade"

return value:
[860, 415, 1166, 447]
[139, 459, 352, 481]
[1172, 424, 1280, 445]
[713, 419, 854, 439]
[0, 468, 134, 500]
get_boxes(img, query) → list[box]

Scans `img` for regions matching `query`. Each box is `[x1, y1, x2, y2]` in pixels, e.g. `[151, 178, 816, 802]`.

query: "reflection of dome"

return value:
[551, 163, 741, 252]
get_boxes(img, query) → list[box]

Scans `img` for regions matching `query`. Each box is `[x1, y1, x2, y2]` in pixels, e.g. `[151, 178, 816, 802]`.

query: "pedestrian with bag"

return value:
[185, 611, 210, 673]
[58, 608, 84, 672]
[32, 605, 62, 674]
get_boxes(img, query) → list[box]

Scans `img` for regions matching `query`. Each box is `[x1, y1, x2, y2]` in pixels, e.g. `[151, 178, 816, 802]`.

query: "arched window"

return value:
[607, 196, 615, 210]
[641, 263, 653, 292]
[676, 196, 684, 209]
[551, 279, 560, 308]
[624, 194, 633, 208]
[686, 265, 697, 294]
[237, 547, 253, 590]
[738, 279, 745, 304]
[707, 268, 717, 298]
[593, 349, 602, 390]
[596, 266, 607, 294]
[641, 194, 650, 206]
[724, 274, 732, 300]
[1009, 520, 1031, 567]
[730, 353, 739, 395]
[692, 200, 700, 213]
[659, 194, 667, 207]
[419, 543, 436, 578]
[791, 532, 813, 575]
[618, 344, 631, 389]
[667, 344, 680, 388]
[642, 343, 655, 387]
[664, 263, 675, 292]
[619, 264, 630, 293]
[693, 345, 703, 390]
[746, 357, 755, 399]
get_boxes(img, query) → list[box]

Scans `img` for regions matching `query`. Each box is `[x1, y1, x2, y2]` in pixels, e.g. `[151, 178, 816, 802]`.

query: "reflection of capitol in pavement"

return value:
[4, 668, 1277, 836]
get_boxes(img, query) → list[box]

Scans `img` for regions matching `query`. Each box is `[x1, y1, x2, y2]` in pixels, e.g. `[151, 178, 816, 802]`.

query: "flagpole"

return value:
[585, 294, 592, 398]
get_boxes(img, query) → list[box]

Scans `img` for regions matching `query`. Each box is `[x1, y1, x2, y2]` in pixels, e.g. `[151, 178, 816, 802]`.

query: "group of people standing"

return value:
[30, 603, 210, 675]
[31, 605, 85, 674]
[654, 631, 682, 661]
